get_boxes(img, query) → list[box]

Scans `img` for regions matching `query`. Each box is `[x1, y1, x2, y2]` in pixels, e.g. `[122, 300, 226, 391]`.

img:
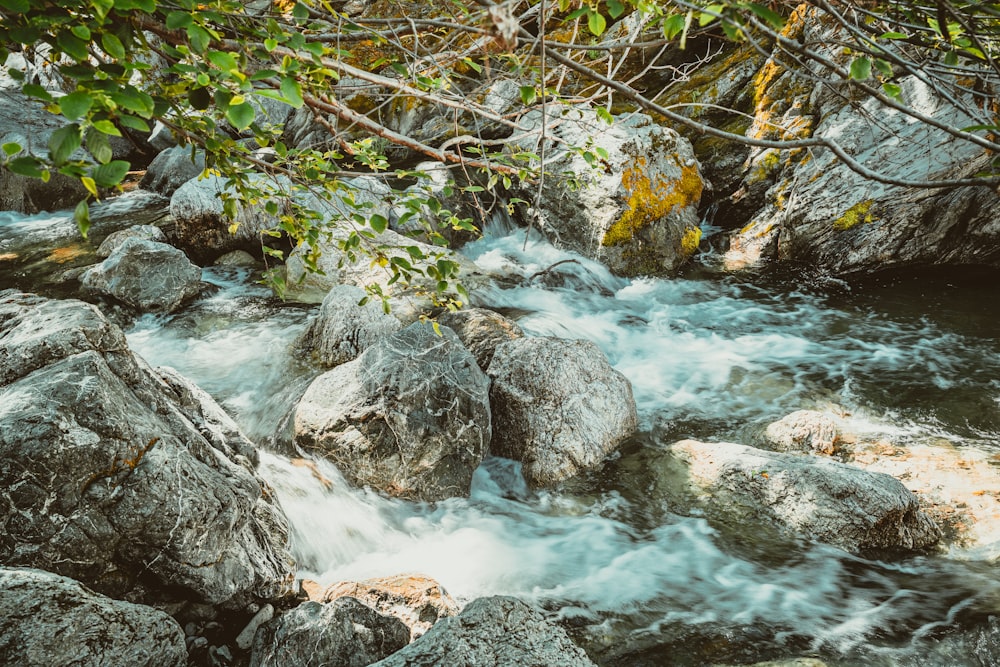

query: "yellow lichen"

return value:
[680, 226, 702, 257]
[603, 157, 703, 247]
[833, 200, 876, 231]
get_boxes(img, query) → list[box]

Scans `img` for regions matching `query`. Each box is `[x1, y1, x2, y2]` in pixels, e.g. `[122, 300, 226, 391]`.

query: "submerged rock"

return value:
[0, 567, 186, 667]
[0, 291, 295, 608]
[297, 284, 403, 368]
[79, 237, 203, 313]
[250, 597, 409, 667]
[764, 410, 839, 455]
[294, 322, 491, 501]
[370, 596, 597, 667]
[487, 336, 638, 487]
[437, 307, 523, 371]
[669, 439, 941, 554]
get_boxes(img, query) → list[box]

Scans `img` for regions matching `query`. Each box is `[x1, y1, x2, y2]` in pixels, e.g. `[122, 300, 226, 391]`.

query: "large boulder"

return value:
[96, 224, 167, 258]
[79, 237, 203, 313]
[0, 567, 187, 667]
[294, 322, 492, 501]
[487, 336, 638, 487]
[296, 284, 403, 368]
[139, 145, 206, 197]
[437, 307, 523, 371]
[511, 107, 705, 276]
[763, 410, 839, 455]
[250, 597, 410, 667]
[371, 596, 597, 667]
[0, 291, 295, 607]
[669, 439, 941, 553]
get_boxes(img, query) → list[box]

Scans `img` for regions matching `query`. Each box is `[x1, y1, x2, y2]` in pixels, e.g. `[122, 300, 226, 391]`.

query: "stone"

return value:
[0, 567, 187, 667]
[214, 250, 258, 267]
[437, 307, 523, 371]
[487, 336, 638, 487]
[511, 107, 705, 276]
[79, 237, 203, 313]
[370, 596, 597, 667]
[294, 322, 491, 501]
[296, 284, 403, 368]
[250, 597, 410, 667]
[96, 224, 168, 258]
[0, 291, 295, 608]
[139, 145, 206, 197]
[669, 439, 941, 553]
[764, 410, 839, 455]
[321, 573, 459, 640]
[236, 603, 274, 650]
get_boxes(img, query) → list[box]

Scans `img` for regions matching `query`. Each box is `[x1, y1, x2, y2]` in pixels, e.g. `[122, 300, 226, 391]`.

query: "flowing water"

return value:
[4, 202, 1000, 666]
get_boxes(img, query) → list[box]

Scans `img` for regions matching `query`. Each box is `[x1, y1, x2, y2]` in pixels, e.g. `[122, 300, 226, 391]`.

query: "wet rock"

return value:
[235, 603, 274, 650]
[669, 439, 941, 554]
[214, 250, 258, 267]
[437, 307, 523, 371]
[764, 410, 839, 455]
[371, 596, 597, 667]
[250, 597, 409, 667]
[79, 237, 203, 313]
[294, 322, 491, 501]
[297, 284, 403, 368]
[487, 336, 638, 487]
[0, 567, 186, 667]
[0, 291, 295, 608]
[140, 145, 206, 197]
[96, 224, 167, 258]
[321, 573, 460, 640]
[511, 107, 704, 276]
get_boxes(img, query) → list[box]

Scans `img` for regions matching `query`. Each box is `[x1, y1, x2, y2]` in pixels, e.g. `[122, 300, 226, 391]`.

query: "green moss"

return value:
[833, 200, 876, 231]
[603, 156, 703, 247]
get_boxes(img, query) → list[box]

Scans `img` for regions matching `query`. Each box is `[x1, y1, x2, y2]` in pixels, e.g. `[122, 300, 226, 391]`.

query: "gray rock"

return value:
[487, 337, 638, 487]
[437, 308, 523, 371]
[0, 567, 187, 667]
[236, 603, 274, 650]
[371, 596, 597, 667]
[96, 224, 167, 258]
[0, 291, 295, 607]
[80, 237, 203, 313]
[140, 145, 206, 196]
[297, 284, 403, 368]
[669, 439, 941, 553]
[511, 107, 705, 276]
[764, 410, 839, 455]
[250, 597, 409, 667]
[294, 322, 491, 501]
[214, 250, 258, 267]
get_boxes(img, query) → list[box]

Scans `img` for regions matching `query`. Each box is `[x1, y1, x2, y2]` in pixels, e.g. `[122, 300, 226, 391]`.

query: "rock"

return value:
[669, 439, 941, 553]
[297, 284, 403, 368]
[370, 596, 597, 667]
[214, 250, 258, 267]
[0, 567, 187, 667]
[487, 337, 638, 487]
[511, 107, 704, 276]
[437, 308, 523, 371]
[294, 322, 491, 501]
[763, 410, 839, 455]
[321, 573, 460, 640]
[96, 224, 168, 258]
[139, 145, 206, 197]
[250, 597, 410, 667]
[236, 603, 274, 650]
[79, 237, 203, 313]
[0, 291, 295, 607]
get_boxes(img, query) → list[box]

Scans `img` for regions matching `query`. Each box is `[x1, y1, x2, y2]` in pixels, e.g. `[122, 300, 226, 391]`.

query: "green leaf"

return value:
[101, 33, 126, 60]
[699, 4, 724, 26]
[0, 0, 30, 12]
[48, 124, 83, 165]
[72, 25, 92, 41]
[2, 142, 21, 156]
[873, 59, 893, 77]
[91, 160, 130, 188]
[59, 91, 94, 121]
[85, 126, 113, 164]
[264, 38, 278, 52]
[370, 214, 388, 233]
[208, 50, 238, 72]
[519, 85, 536, 106]
[7, 156, 45, 178]
[81, 176, 99, 198]
[292, 2, 309, 19]
[91, 120, 122, 136]
[117, 115, 151, 132]
[587, 10, 607, 36]
[280, 76, 304, 108]
[961, 124, 1000, 132]
[607, 0, 626, 19]
[187, 24, 212, 53]
[882, 82, 902, 99]
[21, 84, 53, 101]
[944, 50, 959, 66]
[226, 102, 255, 130]
[743, 3, 785, 30]
[74, 200, 91, 239]
[880, 31, 908, 40]
[849, 56, 871, 81]
[166, 11, 193, 29]
[189, 86, 212, 110]
[57, 31, 90, 61]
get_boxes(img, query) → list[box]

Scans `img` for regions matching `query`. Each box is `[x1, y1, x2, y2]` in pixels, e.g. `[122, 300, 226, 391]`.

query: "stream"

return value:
[4, 199, 1000, 666]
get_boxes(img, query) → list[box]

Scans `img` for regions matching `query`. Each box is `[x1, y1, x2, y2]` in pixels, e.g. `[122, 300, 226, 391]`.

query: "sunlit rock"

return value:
[296, 284, 403, 368]
[437, 307, 523, 371]
[96, 224, 167, 258]
[764, 409, 839, 455]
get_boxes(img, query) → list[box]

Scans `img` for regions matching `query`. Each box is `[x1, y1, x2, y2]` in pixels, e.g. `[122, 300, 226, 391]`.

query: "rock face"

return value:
[294, 323, 492, 501]
[96, 224, 167, 258]
[0, 567, 187, 667]
[669, 439, 941, 553]
[0, 291, 295, 607]
[139, 145, 206, 197]
[512, 107, 705, 276]
[371, 596, 597, 667]
[79, 237, 203, 313]
[487, 337, 638, 487]
[297, 284, 403, 368]
[250, 597, 410, 667]
[763, 410, 839, 455]
[437, 308, 523, 371]
[321, 573, 460, 640]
